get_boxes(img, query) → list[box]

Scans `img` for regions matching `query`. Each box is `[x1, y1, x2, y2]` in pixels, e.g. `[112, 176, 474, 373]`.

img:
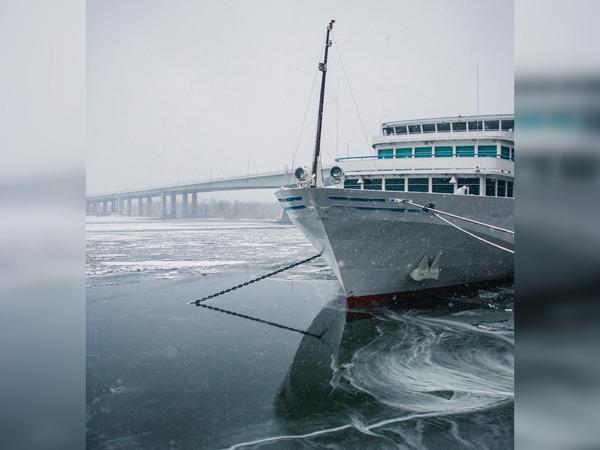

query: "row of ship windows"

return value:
[377, 145, 515, 160]
[382, 119, 514, 136]
[343, 177, 514, 197]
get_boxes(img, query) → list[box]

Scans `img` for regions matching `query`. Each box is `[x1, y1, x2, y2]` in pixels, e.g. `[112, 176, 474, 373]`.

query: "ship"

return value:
[276, 21, 514, 305]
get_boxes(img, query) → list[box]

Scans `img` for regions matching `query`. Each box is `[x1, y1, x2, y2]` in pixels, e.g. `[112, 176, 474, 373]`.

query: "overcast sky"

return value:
[87, 0, 513, 200]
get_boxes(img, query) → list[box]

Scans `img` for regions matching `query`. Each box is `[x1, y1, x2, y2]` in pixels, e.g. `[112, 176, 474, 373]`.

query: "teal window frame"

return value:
[395, 147, 412, 158]
[500, 146, 510, 160]
[408, 178, 429, 193]
[378, 148, 394, 159]
[414, 146, 432, 158]
[385, 178, 405, 191]
[434, 146, 453, 157]
[478, 145, 497, 158]
[456, 145, 475, 157]
[510, 148, 515, 161]
[432, 177, 454, 193]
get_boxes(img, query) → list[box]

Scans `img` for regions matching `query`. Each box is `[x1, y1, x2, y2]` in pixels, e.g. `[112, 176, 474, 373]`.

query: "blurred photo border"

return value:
[1, 0, 599, 448]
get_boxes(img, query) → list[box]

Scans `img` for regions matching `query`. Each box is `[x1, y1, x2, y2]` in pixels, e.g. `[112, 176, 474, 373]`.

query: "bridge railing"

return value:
[86, 168, 298, 198]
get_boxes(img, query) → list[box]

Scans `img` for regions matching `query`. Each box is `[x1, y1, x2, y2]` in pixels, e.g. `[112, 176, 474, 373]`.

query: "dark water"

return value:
[87, 217, 513, 449]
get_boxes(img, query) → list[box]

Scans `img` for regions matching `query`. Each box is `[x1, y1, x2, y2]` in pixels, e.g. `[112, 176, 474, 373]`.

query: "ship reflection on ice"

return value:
[239, 289, 514, 449]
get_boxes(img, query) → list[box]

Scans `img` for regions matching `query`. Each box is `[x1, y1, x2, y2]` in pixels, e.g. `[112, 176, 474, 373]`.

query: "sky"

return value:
[86, 0, 514, 201]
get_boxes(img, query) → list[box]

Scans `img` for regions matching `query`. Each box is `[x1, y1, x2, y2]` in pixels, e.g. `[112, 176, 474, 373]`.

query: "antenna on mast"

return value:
[476, 61, 480, 118]
[310, 19, 335, 188]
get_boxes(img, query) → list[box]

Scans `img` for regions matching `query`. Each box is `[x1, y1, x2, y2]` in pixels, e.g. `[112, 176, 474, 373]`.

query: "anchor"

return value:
[409, 252, 442, 281]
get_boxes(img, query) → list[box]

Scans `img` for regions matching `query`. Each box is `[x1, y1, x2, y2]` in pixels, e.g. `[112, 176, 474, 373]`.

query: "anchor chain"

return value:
[191, 252, 323, 305]
[195, 303, 322, 338]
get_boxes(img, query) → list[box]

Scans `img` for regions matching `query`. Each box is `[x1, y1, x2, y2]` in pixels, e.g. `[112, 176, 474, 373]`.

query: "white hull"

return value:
[276, 187, 513, 301]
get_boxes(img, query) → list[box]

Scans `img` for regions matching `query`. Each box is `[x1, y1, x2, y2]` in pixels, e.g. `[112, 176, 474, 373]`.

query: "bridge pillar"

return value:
[146, 197, 153, 216]
[182, 193, 188, 217]
[170, 192, 177, 218]
[138, 197, 144, 215]
[161, 192, 167, 218]
[102, 201, 108, 215]
[191, 192, 198, 217]
[127, 198, 132, 216]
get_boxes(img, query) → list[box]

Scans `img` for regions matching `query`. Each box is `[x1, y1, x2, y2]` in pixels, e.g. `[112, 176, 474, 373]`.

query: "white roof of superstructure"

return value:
[382, 113, 513, 128]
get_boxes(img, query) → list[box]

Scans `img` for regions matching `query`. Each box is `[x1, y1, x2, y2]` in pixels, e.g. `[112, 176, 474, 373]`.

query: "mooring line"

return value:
[398, 199, 514, 235]
[190, 253, 322, 305]
[433, 212, 514, 254]
[196, 303, 322, 339]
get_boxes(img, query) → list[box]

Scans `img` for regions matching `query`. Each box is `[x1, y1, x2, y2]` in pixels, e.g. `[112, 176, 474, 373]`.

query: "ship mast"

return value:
[310, 19, 335, 188]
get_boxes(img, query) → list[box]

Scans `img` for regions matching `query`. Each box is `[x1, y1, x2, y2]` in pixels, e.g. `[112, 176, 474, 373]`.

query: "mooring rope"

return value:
[398, 199, 514, 235]
[433, 212, 514, 254]
[190, 252, 323, 305]
[195, 303, 322, 339]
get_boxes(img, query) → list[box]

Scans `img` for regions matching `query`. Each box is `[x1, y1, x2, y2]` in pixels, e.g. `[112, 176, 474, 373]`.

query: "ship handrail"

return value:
[335, 155, 379, 161]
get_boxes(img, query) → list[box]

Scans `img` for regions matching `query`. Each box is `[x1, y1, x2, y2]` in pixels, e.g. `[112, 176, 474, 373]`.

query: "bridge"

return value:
[86, 168, 331, 217]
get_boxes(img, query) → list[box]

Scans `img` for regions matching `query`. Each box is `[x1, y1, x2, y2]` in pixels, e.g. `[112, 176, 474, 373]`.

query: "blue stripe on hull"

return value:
[331, 205, 420, 213]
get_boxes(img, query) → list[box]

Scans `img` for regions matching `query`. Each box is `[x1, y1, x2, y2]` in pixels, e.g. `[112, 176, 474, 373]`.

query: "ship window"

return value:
[507, 181, 514, 197]
[452, 121, 467, 131]
[478, 145, 497, 157]
[408, 124, 422, 134]
[468, 120, 483, 130]
[497, 179, 506, 197]
[486, 178, 496, 196]
[500, 146, 510, 160]
[436, 122, 451, 132]
[344, 178, 360, 189]
[457, 178, 480, 195]
[378, 148, 394, 159]
[363, 178, 382, 190]
[434, 146, 453, 157]
[414, 146, 432, 158]
[485, 120, 500, 130]
[396, 147, 412, 158]
[501, 119, 514, 131]
[383, 127, 394, 135]
[456, 145, 475, 157]
[408, 178, 429, 192]
[432, 177, 454, 193]
[422, 123, 436, 133]
[510, 147, 515, 161]
[385, 178, 405, 191]
[394, 125, 407, 135]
